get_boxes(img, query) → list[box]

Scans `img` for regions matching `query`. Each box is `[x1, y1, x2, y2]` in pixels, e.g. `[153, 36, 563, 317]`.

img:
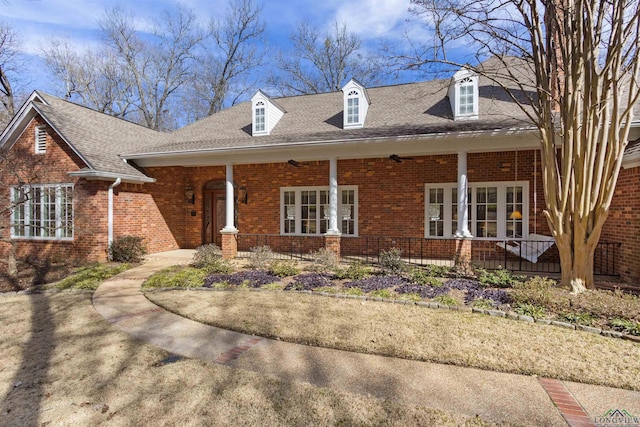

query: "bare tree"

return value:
[0, 21, 24, 125]
[404, 0, 640, 292]
[269, 21, 382, 95]
[42, 39, 137, 119]
[99, 5, 207, 130]
[186, 0, 265, 119]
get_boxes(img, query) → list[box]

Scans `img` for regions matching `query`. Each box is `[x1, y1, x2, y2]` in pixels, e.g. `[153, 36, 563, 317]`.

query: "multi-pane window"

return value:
[281, 186, 357, 236]
[283, 190, 296, 234]
[341, 189, 355, 235]
[347, 91, 359, 124]
[425, 182, 527, 239]
[506, 186, 524, 238]
[254, 104, 266, 133]
[35, 125, 47, 154]
[458, 78, 475, 115]
[427, 188, 444, 237]
[475, 186, 498, 237]
[10, 184, 73, 239]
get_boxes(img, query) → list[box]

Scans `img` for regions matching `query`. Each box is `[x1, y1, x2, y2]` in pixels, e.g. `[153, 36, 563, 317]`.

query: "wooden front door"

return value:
[204, 190, 226, 247]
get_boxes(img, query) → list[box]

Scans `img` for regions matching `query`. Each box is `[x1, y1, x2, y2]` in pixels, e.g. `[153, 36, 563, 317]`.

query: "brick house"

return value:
[1, 62, 639, 284]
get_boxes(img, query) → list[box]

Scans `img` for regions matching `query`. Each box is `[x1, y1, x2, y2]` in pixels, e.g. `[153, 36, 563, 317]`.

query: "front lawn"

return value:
[142, 246, 640, 390]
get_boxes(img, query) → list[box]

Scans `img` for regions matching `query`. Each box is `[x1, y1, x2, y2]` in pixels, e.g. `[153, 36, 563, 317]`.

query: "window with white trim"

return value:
[347, 91, 359, 124]
[281, 186, 357, 236]
[425, 182, 527, 239]
[35, 125, 47, 154]
[254, 102, 266, 133]
[10, 184, 74, 240]
[458, 77, 475, 115]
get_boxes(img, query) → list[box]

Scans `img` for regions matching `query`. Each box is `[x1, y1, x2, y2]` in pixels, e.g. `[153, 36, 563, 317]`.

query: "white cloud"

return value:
[332, 0, 413, 40]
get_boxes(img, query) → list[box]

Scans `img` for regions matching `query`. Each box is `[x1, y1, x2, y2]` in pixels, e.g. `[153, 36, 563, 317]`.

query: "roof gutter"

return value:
[67, 170, 155, 184]
[121, 126, 540, 160]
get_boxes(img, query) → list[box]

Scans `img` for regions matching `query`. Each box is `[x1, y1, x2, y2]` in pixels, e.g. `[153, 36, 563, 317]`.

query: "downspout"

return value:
[108, 178, 122, 259]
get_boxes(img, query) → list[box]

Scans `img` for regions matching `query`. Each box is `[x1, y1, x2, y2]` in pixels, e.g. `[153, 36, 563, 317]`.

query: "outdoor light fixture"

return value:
[185, 185, 195, 204]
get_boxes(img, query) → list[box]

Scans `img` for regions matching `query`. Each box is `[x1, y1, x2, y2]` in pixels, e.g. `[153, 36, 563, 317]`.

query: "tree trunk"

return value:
[556, 231, 597, 293]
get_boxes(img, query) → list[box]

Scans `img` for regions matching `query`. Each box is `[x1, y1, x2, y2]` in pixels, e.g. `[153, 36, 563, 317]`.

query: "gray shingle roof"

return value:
[131, 73, 536, 156]
[34, 92, 160, 179]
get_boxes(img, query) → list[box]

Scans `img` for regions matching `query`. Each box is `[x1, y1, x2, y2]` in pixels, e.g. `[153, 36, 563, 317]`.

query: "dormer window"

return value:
[35, 125, 47, 154]
[459, 78, 475, 114]
[448, 68, 479, 120]
[347, 91, 360, 124]
[342, 79, 370, 129]
[251, 90, 285, 136]
[255, 102, 266, 133]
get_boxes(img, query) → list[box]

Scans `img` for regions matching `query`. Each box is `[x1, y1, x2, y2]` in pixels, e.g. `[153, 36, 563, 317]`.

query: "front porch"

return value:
[232, 234, 621, 277]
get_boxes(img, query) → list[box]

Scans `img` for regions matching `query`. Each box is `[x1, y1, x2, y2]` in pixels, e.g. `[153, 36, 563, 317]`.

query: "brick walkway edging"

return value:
[539, 378, 595, 427]
[143, 286, 640, 344]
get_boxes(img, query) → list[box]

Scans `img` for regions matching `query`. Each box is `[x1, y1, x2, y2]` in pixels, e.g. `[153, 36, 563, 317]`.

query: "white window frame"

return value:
[425, 181, 528, 239]
[253, 101, 266, 135]
[280, 186, 358, 236]
[347, 91, 360, 125]
[458, 77, 476, 116]
[10, 183, 74, 240]
[35, 125, 47, 154]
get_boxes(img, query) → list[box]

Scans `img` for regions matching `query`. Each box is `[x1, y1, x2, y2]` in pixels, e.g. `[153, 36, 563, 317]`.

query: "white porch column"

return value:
[327, 157, 341, 235]
[222, 162, 238, 232]
[455, 150, 473, 238]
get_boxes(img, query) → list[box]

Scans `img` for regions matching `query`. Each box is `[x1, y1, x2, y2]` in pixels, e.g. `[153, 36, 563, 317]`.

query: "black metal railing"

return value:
[235, 234, 620, 276]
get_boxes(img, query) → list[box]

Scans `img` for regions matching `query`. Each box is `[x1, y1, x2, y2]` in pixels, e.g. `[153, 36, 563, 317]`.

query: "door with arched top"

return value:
[203, 181, 226, 247]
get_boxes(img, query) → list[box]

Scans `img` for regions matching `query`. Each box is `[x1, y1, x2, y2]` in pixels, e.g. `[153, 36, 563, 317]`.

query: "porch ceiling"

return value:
[124, 128, 541, 168]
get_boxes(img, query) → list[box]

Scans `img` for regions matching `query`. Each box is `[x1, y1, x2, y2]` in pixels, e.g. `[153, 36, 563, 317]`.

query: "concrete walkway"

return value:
[93, 250, 640, 427]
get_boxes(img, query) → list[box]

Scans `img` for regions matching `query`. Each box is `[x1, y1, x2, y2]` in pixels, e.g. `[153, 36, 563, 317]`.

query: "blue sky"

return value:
[1, 0, 426, 95]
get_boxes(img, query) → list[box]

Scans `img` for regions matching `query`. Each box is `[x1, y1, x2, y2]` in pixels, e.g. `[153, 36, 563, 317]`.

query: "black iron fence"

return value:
[235, 234, 620, 276]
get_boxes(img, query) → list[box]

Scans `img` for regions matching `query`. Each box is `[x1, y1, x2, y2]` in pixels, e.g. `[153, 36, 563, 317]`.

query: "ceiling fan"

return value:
[389, 154, 415, 163]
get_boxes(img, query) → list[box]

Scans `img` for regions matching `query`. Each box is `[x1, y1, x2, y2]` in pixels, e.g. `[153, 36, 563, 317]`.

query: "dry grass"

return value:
[147, 289, 640, 391]
[0, 292, 491, 426]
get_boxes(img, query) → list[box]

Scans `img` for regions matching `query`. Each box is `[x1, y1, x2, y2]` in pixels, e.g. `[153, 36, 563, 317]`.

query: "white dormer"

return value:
[448, 67, 479, 120]
[251, 90, 285, 136]
[341, 79, 370, 129]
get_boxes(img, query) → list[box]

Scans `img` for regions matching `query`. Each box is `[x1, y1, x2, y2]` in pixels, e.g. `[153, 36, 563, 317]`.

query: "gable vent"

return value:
[35, 125, 47, 154]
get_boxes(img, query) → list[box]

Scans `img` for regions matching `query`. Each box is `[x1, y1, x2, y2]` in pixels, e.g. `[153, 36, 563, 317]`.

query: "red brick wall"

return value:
[601, 165, 640, 285]
[186, 152, 544, 240]
[0, 117, 109, 264]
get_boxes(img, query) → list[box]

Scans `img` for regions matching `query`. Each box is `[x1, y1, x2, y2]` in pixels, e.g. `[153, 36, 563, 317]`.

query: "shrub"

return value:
[609, 318, 640, 336]
[143, 266, 207, 289]
[477, 268, 524, 288]
[344, 275, 407, 292]
[269, 260, 300, 277]
[408, 267, 443, 287]
[560, 312, 594, 326]
[55, 263, 130, 290]
[204, 270, 279, 288]
[369, 289, 395, 299]
[285, 273, 333, 291]
[511, 276, 556, 307]
[423, 264, 451, 277]
[334, 261, 371, 280]
[471, 299, 495, 310]
[248, 246, 275, 270]
[192, 244, 233, 273]
[109, 236, 147, 263]
[433, 294, 460, 306]
[307, 248, 340, 272]
[514, 302, 546, 319]
[379, 248, 405, 275]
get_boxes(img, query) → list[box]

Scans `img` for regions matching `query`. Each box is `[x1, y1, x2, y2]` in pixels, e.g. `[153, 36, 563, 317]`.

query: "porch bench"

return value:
[496, 234, 555, 264]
